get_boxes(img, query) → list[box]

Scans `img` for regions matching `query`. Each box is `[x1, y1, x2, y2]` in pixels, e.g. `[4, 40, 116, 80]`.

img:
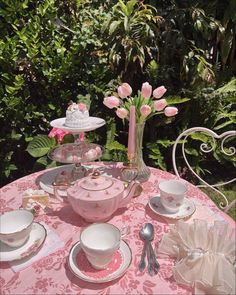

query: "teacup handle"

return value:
[120, 225, 130, 238]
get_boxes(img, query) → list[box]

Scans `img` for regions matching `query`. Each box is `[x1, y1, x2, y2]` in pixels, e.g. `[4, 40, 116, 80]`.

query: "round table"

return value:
[0, 162, 235, 294]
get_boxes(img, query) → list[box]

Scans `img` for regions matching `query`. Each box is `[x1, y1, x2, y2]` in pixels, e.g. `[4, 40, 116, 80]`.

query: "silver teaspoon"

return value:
[139, 226, 148, 272]
[139, 223, 157, 275]
[146, 223, 160, 274]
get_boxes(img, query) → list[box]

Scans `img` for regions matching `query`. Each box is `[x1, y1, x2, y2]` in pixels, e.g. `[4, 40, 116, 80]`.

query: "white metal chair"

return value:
[172, 127, 236, 212]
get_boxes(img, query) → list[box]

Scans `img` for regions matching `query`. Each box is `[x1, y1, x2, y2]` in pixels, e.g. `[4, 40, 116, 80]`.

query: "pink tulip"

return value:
[103, 96, 120, 109]
[164, 106, 178, 117]
[141, 82, 152, 99]
[116, 107, 129, 119]
[117, 83, 132, 98]
[153, 86, 167, 99]
[48, 128, 69, 143]
[140, 105, 152, 117]
[153, 99, 167, 111]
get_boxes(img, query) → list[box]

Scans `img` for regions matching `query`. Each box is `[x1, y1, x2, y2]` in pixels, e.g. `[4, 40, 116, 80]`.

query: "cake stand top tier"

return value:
[50, 117, 105, 133]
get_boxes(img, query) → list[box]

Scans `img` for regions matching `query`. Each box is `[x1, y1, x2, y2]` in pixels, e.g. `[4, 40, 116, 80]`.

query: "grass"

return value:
[201, 186, 236, 221]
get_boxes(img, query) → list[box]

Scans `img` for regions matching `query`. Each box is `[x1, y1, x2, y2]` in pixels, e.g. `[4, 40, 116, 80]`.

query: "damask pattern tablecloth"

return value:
[0, 163, 235, 294]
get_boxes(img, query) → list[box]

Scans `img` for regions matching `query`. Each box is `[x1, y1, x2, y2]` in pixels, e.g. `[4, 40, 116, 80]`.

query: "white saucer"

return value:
[0, 222, 47, 262]
[68, 240, 132, 283]
[148, 195, 196, 220]
[50, 117, 105, 133]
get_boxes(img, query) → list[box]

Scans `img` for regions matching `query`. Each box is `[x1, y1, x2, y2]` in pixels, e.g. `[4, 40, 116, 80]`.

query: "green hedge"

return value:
[0, 0, 235, 187]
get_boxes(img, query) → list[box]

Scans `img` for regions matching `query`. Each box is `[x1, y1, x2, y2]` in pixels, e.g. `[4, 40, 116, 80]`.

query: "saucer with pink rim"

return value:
[148, 195, 196, 220]
[68, 240, 132, 283]
[0, 222, 47, 262]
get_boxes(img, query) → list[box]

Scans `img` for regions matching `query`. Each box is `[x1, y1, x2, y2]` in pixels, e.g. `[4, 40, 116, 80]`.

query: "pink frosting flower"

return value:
[78, 103, 87, 112]
[153, 86, 167, 99]
[118, 83, 132, 98]
[48, 128, 69, 143]
[79, 132, 85, 141]
[141, 82, 152, 99]
[103, 96, 120, 109]
[153, 99, 167, 111]
[164, 106, 178, 117]
[140, 105, 152, 117]
[116, 108, 129, 119]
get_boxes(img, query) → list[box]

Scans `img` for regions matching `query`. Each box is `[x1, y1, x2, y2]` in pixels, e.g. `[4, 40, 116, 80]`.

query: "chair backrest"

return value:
[172, 127, 236, 212]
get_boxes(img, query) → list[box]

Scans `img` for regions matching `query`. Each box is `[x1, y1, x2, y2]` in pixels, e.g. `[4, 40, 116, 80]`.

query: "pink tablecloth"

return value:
[0, 162, 235, 294]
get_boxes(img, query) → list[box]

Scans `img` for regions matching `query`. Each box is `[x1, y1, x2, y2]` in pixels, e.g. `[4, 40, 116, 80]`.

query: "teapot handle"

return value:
[120, 181, 140, 207]
[53, 185, 69, 203]
[52, 170, 72, 202]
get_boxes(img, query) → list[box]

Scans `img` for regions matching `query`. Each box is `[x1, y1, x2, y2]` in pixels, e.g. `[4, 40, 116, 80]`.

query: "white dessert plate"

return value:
[50, 117, 105, 133]
[0, 222, 47, 262]
[38, 165, 74, 196]
[148, 195, 196, 220]
[68, 240, 132, 283]
[38, 164, 107, 197]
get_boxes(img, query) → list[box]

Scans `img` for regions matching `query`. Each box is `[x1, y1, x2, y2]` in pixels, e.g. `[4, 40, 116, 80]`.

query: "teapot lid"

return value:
[80, 174, 113, 191]
[67, 171, 125, 201]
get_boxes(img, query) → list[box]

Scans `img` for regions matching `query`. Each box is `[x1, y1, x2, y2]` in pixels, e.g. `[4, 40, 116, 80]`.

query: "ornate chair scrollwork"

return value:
[172, 127, 236, 212]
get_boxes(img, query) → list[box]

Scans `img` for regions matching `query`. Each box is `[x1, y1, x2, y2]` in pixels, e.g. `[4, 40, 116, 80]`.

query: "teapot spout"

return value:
[120, 181, 141, 207]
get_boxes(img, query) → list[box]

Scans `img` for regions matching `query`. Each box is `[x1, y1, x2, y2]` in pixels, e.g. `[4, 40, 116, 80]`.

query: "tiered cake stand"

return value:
[48, 142, 103, 182]
[49, 116, 105, 184]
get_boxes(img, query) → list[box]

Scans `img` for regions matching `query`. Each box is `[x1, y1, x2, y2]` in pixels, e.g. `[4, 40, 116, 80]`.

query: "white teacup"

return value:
[159, 180, 187, 213]
[0, 209, 34, 247]
[80, 223, 121, 270]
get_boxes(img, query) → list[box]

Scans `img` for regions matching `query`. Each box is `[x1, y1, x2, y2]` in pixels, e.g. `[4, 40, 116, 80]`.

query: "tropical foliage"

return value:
[0, 0, 235, 187]
[102, 0, 163, 83]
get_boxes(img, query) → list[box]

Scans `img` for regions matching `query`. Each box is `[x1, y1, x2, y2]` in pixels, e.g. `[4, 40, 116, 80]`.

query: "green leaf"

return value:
[34, 157, 57, 171]
[5, 85, 17, 94]
[185, 148, 199, 157]
[4, 97, 21, 107]
[4, 164, 17, 178]
[102, 150, 113, 161]
[106, 141, 126, 151]
[148, 148, 167, 170]
[124, 16, 128, 31]
[214, 120, 234, 130]
[118, 0, 128, 16]
[190, 133, 209, 142]
[156, 139, 175, 148]
[195, 20, 203, 31]
[109, 21, 121, 35]
[197, 60, 204, 73]
[11, 130, 22, 140]
[26, 135, 57, 157]
[48, 103, 56, 110]
[221, 30, 233, 64]
[36, 156, 49, 166]
[215, 78, 236, 93]
[166, 96, 190, 105]
[126, 0, 136, 16]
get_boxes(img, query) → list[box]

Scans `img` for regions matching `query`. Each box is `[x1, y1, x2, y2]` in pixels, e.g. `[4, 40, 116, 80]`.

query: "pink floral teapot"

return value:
[54, 171, 140, 222]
